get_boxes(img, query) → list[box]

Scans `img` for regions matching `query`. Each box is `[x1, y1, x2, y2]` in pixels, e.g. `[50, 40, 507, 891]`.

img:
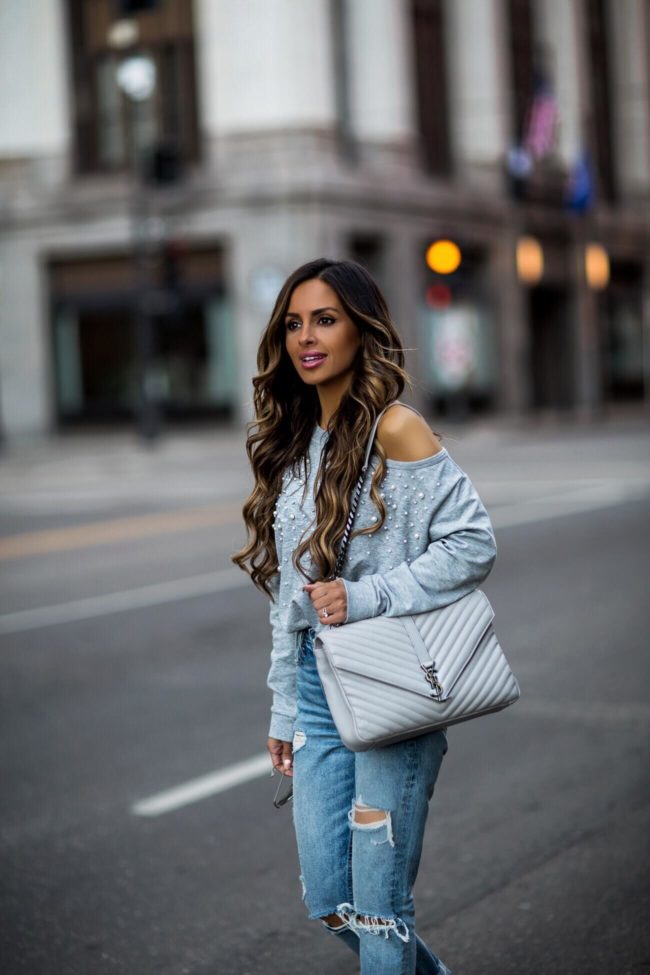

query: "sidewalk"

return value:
[1, 400, 648, 468]
[0, 402, 647, 520]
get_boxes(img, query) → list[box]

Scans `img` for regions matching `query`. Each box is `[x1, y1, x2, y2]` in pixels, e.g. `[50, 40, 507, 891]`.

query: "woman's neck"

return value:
[316, 374, 353, 429]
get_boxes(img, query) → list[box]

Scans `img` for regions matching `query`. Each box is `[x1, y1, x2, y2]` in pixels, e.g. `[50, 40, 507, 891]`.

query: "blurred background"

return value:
[0, 0, 649, 443]
[0, 3, 649, 975]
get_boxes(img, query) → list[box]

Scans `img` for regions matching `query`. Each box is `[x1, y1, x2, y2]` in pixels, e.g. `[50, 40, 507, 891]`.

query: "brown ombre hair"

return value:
[232, 257, 426, 597]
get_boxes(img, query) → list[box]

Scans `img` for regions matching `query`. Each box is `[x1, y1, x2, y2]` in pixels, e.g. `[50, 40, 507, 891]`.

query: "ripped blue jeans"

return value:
[292, 627, 451, 975]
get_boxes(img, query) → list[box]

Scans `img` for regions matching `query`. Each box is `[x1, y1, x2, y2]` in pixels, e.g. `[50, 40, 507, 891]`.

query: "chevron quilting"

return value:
[313, 588, 520, 751]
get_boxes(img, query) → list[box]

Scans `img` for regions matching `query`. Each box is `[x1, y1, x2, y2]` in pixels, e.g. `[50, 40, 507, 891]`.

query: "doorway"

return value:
[528, 286, 574, 409]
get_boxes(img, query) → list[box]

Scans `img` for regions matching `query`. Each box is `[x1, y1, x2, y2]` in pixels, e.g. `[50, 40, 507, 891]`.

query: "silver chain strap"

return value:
[330, 469, 367, 580]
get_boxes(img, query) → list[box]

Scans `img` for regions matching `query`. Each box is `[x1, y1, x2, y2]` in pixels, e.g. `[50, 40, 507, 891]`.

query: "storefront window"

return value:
[602, 262, 645, 401]
[50, 249, 234, 426]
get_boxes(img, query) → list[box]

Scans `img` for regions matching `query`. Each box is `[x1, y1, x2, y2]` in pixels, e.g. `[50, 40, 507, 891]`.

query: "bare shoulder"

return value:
[376, 404, 444, 462]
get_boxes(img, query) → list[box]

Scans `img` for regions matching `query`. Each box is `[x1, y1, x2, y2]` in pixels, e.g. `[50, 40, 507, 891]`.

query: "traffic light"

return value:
[425, 283, 452, 310]
[425, 239, 463, 309]
[426, 240, 462, 275]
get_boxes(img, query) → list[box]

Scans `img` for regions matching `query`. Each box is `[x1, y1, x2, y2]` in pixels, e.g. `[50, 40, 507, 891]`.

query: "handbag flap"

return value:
[314, 590, 495, 702]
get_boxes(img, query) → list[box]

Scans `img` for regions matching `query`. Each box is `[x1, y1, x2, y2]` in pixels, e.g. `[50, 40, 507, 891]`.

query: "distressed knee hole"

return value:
[292, 729, 307, 753]
[353, 803, 387, 826]
[335, 903, 409, 942]
[348, 796, 395, 847]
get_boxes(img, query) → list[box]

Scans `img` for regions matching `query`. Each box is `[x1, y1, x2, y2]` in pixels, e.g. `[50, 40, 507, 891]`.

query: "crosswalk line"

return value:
[131, 753, 273, 817]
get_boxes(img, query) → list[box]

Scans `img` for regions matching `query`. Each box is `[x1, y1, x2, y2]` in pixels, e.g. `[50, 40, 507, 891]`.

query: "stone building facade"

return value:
[0, 0, 649, 441]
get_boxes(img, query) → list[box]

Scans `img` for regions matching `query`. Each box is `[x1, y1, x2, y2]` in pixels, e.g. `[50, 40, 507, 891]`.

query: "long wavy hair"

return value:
[232, 257, 434, 598]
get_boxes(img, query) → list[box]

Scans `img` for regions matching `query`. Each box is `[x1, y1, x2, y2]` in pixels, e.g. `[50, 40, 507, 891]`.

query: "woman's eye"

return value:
[286, 317, 335, 330]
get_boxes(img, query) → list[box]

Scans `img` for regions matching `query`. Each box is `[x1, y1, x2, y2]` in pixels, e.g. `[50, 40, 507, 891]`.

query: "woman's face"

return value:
[284, 278, 361, 389]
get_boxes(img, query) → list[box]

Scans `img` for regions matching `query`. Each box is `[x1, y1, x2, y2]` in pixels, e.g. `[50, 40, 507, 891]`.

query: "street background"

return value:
[1, 406, 649, 974]
[1, 0, 650, 442]
[2, 0, 650, 972]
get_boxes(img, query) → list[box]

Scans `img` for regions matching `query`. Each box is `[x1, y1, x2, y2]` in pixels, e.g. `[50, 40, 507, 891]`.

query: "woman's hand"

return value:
[303, 578, 347, 626]
[267, 737, 294, 776]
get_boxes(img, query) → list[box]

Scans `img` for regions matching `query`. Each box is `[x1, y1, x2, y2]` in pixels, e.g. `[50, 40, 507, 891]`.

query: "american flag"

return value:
[523, 78, 559, 160]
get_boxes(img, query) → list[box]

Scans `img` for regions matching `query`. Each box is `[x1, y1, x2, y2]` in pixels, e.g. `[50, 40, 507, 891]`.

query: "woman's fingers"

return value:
[267, 737, 285, 772]
[303, 579, 347, 624]
[282, 740, 294, 777]
[267, 737, 294, 777]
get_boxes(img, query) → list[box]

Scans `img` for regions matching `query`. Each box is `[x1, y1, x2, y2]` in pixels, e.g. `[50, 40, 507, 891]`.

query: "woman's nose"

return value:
[298, 327, 316, 345]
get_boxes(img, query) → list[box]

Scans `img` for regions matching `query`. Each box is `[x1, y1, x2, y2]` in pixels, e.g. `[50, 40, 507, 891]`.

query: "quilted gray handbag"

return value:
[313, 403, 520, 751]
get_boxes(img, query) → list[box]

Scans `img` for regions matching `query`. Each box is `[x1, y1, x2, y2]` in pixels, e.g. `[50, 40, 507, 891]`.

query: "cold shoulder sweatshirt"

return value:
[267, 419, 497, 742]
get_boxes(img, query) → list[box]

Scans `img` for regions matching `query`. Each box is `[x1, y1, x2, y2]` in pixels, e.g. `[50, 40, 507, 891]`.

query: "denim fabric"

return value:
[292, 627, 452, 975]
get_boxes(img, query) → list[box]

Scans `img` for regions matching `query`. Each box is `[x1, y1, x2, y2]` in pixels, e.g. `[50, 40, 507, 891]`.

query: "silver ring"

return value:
[321, 608, 329, 619]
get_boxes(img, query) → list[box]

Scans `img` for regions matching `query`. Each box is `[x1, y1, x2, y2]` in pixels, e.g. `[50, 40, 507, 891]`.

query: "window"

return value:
[50, 248, 236, 426]
[348, 235, 386, 290]
[66, 0, 199, 175]
[507, 0, 535, 145]
[602, 261, 644, 401]
[411, 0, 451, 176]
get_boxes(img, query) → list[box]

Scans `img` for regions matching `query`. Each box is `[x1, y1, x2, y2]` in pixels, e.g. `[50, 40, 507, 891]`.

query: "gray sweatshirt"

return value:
[267, 422, 497, 741]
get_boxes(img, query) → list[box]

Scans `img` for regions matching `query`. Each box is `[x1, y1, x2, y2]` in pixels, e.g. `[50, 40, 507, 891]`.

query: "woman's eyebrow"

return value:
[284, 306, 339, 319]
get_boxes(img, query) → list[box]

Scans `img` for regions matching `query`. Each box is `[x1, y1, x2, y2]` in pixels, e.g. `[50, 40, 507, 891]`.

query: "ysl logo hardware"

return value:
[421, 662, 443, 700]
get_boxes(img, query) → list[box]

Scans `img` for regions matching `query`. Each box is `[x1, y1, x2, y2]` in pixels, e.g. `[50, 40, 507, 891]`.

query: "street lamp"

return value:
[116, 54, 156, 103]
[116, 52, 162, 444]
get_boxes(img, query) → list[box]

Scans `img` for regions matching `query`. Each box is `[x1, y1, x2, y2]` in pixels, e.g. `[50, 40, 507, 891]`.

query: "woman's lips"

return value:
[299, 354, 327, 370]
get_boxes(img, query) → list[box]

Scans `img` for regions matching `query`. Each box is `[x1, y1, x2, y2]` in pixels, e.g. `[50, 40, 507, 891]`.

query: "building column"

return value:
[0, 242, 53, 440]
[606, 0, 650, 200]
[445, 0, 511, 189]
[0, 0, 71, 440]
[491, 230, 532, 416]
[194, 0, 337, 177]
[0, 0, 71, 187]
[344, 0, 418, 169]
[570, 232, 605, 419]
[383, 232, 429, 417]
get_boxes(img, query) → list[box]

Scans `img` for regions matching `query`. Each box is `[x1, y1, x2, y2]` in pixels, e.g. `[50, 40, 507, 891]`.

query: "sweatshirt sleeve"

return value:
[341, 461, 497, 624]
[266, 572, 298, 741]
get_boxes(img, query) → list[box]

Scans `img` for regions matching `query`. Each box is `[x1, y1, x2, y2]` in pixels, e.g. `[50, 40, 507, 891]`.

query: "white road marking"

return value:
[131, 753, 272, 817]
[0, 568, 247, 635]
[3, 482, 646, 818]
[0, 483, 648, 636]
[133, 691, 650, 817]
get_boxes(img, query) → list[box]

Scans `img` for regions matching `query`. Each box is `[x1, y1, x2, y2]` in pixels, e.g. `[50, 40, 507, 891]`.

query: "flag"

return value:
[523, 72, 559, 160]
[564, 151, 595, 212]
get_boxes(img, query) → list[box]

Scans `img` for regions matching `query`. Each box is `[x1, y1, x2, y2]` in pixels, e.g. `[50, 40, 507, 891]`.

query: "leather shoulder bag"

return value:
[313, 402, 521, 752]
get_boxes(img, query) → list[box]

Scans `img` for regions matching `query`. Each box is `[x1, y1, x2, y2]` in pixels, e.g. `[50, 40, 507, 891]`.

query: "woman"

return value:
[233, 258, 497, 974]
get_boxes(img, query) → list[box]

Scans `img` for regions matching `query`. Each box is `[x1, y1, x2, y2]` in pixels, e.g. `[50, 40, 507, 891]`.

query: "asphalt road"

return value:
[1, 415, 649, 975]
